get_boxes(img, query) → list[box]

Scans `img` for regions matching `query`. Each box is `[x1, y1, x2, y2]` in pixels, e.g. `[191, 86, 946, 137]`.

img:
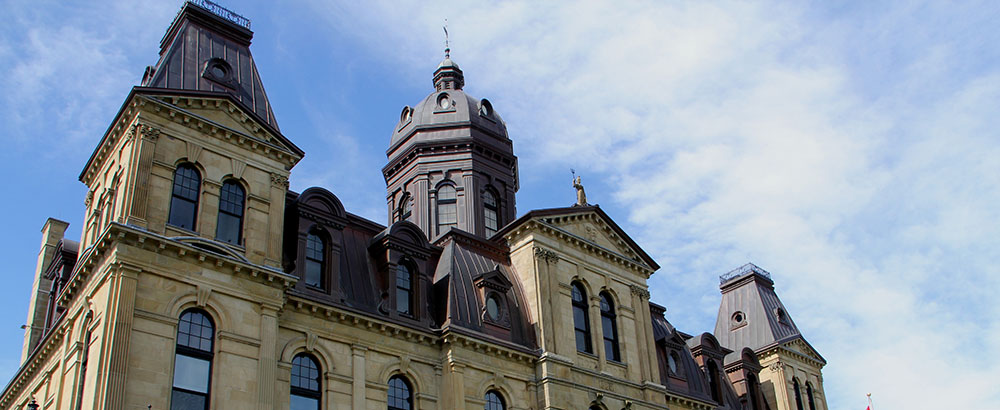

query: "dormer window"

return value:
[395, 262, 414, 317]
[305, 232, 325, 289]
[473, 265, 513, 329]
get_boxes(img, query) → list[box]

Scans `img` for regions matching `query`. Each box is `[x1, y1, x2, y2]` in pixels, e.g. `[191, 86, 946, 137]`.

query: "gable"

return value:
[144, 93, 301, 157]
[783, 337, 827, 365]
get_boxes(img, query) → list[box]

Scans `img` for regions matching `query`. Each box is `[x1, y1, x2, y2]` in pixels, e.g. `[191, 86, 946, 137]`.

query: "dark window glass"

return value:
[707, 360, 722, 403]
[600, 292, 621, 362]
[387, 376, 412, 410]
[571, 282, 592, 354]
[172, 310, 213, 410]
[305, 233, 325, 288]
[396, 263, 413, 316]
[215, 181, 244, 245]
[806, 382, 816, 410]
[75, 329, 92, 410]
[400, 195, 412, 222]
[793, 378, 804, 410]
[169, 164, 201, 230]
[484, 390, 505, 410]
[291, 354, 321, 410]
[748, 374, 761, 410]
[483, 190, 499, 237]
[437, 185, 456, 233]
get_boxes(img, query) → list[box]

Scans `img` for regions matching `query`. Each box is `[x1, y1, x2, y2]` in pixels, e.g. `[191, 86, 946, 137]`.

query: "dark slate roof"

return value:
[431, 229, 536, 349]
[713, 263, 816, 359]
[389, 56, 510, 153]
[143, 1, 281, 131]
[650, 304, 715, 403]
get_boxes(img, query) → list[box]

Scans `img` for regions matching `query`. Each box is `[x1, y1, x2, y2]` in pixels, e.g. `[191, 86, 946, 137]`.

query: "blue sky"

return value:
[2, 1, 999, 408]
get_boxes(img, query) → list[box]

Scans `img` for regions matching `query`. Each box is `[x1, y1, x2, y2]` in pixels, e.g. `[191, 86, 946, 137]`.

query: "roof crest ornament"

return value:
[443, 19, 451, 59]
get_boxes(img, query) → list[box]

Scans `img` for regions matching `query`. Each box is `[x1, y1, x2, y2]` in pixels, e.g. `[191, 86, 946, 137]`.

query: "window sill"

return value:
[607, 359, 627, 369]
[577, 350, 599, 360]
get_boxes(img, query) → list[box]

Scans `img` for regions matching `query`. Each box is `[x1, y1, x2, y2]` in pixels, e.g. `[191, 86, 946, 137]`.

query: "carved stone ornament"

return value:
[138, 124, 160, 141]
[630, 284, 650, 300]
[769, 361, 783, 372]
[271, 173, 290, 188]
[85, 190, 95, 207]
[533, 246, 558, 264]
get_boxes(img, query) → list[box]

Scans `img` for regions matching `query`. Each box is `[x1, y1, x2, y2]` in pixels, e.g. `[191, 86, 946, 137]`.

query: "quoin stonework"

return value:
[3, 2, 829, 410]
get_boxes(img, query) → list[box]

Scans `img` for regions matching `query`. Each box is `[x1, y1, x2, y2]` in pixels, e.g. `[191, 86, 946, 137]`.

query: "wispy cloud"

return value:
[303, 0, 1000, 407]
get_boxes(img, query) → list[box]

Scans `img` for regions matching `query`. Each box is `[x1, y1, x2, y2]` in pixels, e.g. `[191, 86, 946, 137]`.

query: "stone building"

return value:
[2, 2, 828, 410]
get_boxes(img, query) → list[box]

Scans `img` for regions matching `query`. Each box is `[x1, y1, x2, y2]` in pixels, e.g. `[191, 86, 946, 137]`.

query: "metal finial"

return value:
[443, 19, 450, 58]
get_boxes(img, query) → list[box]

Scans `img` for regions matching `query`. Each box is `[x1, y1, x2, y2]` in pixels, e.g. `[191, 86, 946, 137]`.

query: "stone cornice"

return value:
[57, 223, 296, 308]
[0, 317, 67, 408]
[506, 219, 655, 276]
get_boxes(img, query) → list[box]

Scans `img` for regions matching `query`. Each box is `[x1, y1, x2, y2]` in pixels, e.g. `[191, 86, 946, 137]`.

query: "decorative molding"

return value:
[271, 173, 289, 189]
[305, 331, 317, 352]
[138, 124, 160, 141]
[186, 141, 203, 163]
[532, 246, 558, 264]
[231, 158, 247, 180]
[629, 285, 650, 299]
[85, 190, 94, 207]
[196, 285, 212, 307]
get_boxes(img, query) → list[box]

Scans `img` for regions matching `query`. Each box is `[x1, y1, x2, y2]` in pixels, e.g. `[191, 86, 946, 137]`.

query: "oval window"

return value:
[437, 93, 451, 109]
[486, 293, 501, 320]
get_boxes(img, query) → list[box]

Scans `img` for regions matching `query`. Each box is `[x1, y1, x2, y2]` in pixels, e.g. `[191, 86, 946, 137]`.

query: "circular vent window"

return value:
[732, 311, 746, 326]
[437, 93, 451, 109]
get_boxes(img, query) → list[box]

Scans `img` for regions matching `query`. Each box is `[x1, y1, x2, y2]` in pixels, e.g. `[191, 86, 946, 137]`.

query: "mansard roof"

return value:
[143, 2, 281, 132]
[714, 263, 826, 364]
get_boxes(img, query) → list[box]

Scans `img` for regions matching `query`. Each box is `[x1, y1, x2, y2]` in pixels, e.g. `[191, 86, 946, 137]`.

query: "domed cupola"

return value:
[383, 50, 519, 241]
[433, 49, 465, 91]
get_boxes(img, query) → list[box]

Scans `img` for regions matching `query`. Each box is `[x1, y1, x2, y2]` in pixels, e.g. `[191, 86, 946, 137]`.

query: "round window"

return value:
[732, 311, 745, 325]
[668, 351, 679, 374]
[437, 93, 451, 109]
[486, 294, 501, 321]
[210, 64, 226, 79]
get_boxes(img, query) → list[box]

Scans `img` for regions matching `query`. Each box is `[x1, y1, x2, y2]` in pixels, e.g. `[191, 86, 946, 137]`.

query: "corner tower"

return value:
[714, 263, 829, 410]
[383, 50, 518, 239]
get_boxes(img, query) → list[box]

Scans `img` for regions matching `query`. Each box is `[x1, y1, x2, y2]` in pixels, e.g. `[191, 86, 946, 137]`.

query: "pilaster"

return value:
[257, 304, 280, 409]
[124, 123, 160, 228]
[351, 344, 367, 410]
[101, 263, 140, 409]
[267, 173, 289, 267]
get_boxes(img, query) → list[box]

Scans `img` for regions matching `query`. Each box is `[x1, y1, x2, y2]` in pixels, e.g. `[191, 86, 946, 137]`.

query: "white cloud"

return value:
[305, 1, 1000, 408]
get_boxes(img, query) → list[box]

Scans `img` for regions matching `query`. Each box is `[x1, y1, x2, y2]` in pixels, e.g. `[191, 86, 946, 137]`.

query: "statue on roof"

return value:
[572, 174, 588, 207]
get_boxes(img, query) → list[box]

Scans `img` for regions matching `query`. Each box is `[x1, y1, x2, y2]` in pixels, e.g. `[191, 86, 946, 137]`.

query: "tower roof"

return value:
[142, 1, 281, 131]
[713, 263, 812, 355]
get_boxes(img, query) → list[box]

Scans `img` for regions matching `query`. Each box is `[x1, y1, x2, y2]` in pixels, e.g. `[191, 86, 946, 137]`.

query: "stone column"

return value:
[258, 304, 280, 410]
[102, 263, 140, 409]
[352, 344, 367, 410]
[125, 123, 160, 228]
[267, 173, 289, 268]
[533, 247, 559, 354]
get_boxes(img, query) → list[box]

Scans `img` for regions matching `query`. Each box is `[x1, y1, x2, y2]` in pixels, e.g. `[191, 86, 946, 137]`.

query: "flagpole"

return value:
[867, 393, 875, 410]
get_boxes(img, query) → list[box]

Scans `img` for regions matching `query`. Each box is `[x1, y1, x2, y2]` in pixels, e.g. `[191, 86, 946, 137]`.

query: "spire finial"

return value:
[443, 19, 450, 58]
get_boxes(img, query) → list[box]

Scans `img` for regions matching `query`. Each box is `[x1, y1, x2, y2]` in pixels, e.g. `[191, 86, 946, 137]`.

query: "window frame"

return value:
[436, 184, 457, 234]
[599, 292, 621, 362]
[571, 282, 593, 354]
[215, 179, 245, 245]
[484, 389, 505, 410]
[168, 164, 202, 231]
[806, 381, 816, 410]
[304, 230, 327, 290]
[387, 375, 413, 410]
[171, 309, 215, 410]
[483, 188, 499, 237]
[793, 377, 804, 410]
[290, 353, 322, 410]
[395, 261, 415, 318]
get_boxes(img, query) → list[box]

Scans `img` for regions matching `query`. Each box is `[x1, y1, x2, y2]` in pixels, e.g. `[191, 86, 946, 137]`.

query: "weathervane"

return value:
[443, 19, 450, 58]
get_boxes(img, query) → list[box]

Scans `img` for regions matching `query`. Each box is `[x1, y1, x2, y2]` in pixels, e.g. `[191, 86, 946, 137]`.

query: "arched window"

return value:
[399, 195, 412, 222]
[571, 282, 592, 354]
[793, 378, 804, 410]
[484, 390, 505, 410]
[599, 292, 620, 362]
[483, 189, 499, 237]
[747, 373, 761, 410]
[169, 164, 201, 230]
[387, 375, 412, 410]
[75, 328, 93, 410]
[304, 232, 325, 289]
[290, 354, 321, 410]
[171, 309, 214, 410]
[437, 185, 457, 234]
[707, 360, 722, 403]
[396, 262, 414, 317]
[216, 180, 244, 245]
[806, 382, 816, 410]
